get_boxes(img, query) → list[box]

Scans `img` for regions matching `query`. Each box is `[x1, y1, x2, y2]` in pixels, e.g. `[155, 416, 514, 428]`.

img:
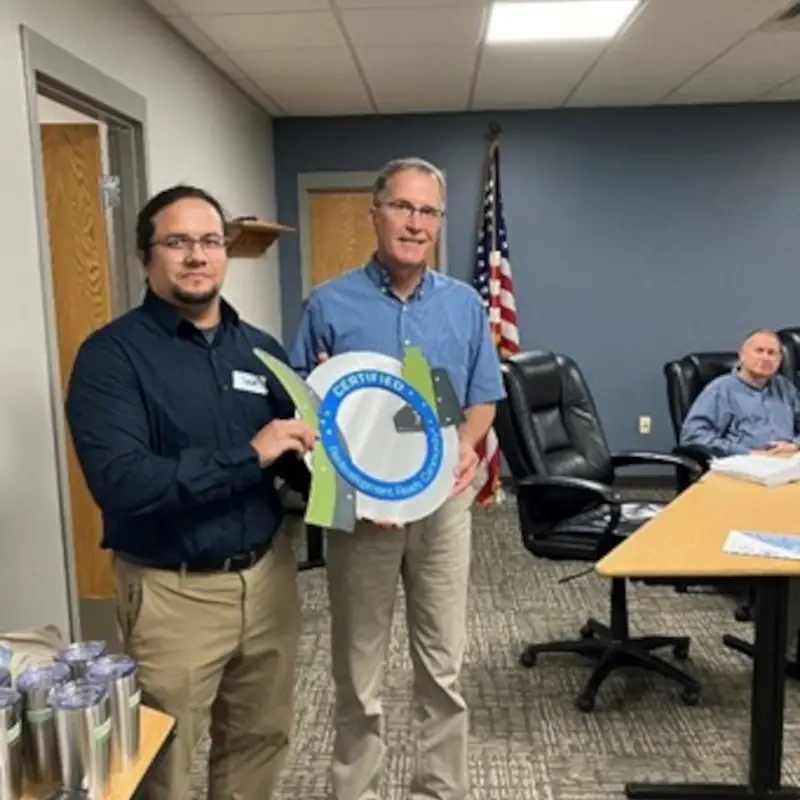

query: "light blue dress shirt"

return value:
[288, 259, 505, 409]
[680, 368, 800, 456]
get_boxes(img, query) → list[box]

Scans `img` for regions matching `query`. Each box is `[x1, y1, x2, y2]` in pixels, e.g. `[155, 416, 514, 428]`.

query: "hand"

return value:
[766, 441, 800, 456]
[250, 419, 317, 468]
[317, 351, 329, 365]
[451, 439, 479, 497]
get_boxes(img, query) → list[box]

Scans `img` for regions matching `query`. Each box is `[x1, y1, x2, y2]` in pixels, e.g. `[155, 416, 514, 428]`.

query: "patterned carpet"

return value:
[190, 489, 800, 799]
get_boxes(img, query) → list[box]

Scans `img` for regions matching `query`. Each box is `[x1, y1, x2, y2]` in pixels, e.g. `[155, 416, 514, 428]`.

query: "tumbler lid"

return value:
[56, 640, 107, 664]
[85, 654, 137, 682]
[0, 687, 21, 710]
[17, 661, 72, 692]
[50, 680, 108, 711]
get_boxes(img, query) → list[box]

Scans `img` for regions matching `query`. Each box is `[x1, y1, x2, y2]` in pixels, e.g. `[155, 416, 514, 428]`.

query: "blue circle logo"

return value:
[318, 369, 443, 501]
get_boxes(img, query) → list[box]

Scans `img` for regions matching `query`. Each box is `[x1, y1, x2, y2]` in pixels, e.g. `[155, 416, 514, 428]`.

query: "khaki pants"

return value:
[326, 490, 474, 800]
[113, 526, 301, 800]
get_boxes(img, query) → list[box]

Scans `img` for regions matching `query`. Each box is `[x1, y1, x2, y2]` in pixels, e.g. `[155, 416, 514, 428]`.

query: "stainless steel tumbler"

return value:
[0, 671, 9, 690]
[54, 642, 107, 680]
[16, 660, 72, 785]
[85, 655, 139, 772]
[51, 681, 111, 799]
[0, 688, 23, 800]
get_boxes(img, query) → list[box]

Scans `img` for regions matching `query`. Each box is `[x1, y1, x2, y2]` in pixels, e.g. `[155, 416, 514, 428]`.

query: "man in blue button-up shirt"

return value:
[65, 185, 316, 800]
[680, 329, 800, 456]
[289, 158, 505, 800]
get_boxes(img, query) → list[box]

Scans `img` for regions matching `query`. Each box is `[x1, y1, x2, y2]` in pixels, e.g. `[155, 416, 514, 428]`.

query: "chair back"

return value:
[777, 327, 800, 387]
[663, 352, 738, 443]
[496, 351, 614, 486]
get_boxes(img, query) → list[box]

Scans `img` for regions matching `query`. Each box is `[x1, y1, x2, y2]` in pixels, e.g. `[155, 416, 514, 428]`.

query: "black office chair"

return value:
[777, 327, 800, 387]
[495, 351, 703, 713]
[664, 351, 739, 489]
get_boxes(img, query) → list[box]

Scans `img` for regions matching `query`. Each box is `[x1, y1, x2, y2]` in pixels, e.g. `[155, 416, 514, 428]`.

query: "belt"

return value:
[116, 539, 271, 573]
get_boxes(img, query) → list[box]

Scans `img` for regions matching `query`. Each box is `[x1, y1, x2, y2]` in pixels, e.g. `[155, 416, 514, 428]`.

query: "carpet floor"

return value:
[189, 490, 800, 799]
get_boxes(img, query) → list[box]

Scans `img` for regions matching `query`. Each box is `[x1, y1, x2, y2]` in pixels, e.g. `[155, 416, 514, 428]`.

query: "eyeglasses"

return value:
[152, 234, 229, 254]
[376, 200, 444, 223]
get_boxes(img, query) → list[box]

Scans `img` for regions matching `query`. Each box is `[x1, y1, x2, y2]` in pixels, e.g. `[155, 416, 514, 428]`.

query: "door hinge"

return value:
[101, 174, 121, 209]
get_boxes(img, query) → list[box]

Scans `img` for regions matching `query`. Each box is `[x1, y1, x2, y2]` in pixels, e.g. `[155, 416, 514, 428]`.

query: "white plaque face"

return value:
[252, 346, 463, 531]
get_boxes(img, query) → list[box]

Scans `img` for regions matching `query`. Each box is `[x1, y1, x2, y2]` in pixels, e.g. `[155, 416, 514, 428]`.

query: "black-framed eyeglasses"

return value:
[376, 199, 445, 223]
[152, 233, 230, 254]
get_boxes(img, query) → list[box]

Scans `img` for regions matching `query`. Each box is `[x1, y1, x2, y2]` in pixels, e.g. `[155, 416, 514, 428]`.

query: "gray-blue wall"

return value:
[274, 103, 800, 457]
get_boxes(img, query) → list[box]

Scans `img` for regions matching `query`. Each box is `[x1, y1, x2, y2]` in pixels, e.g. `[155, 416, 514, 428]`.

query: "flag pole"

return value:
[485, 123, 502, 348]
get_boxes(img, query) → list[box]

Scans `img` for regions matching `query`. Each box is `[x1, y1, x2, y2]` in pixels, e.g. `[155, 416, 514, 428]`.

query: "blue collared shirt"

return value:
[680, 368, 800, 456]
[65, 290, 309, 566]
[288, 259, 505, 409]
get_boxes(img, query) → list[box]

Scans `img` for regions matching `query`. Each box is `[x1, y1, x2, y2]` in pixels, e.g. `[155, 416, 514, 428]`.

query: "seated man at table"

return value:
[680, 328, 800, 457]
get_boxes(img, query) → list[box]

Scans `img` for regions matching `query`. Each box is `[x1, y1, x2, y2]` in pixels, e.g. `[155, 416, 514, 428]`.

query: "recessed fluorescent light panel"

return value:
[486, 0, 639, 43]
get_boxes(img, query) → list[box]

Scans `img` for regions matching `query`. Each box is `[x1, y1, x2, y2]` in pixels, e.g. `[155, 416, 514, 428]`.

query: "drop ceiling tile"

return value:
[192, 11, 345, 50]
[340, 7, 484, 46]
[251, 72, 373, 115]
[473, 42, 606, 109]
[232, 46, 359, 81]
[176, 0, 328, 12]
[336, 0, 484, 6]
[668, 31, 800, 103]
[144, 0, 183, 16]
[166, 16, 220, 52]
[358, 44, 476, 86]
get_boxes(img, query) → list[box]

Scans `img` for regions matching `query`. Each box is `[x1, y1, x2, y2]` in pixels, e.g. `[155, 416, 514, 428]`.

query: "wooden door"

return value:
[41, 123, 114, 599]
[307, 187, 440, 289]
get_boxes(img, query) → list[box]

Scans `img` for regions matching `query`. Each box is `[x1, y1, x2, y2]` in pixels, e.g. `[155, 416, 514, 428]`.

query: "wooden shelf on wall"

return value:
[227, 217, 295, 259]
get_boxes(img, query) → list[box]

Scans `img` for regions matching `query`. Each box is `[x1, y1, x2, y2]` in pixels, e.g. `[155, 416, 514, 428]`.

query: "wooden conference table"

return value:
[597, 472, 800, 800]
[23, 706, 175, 800]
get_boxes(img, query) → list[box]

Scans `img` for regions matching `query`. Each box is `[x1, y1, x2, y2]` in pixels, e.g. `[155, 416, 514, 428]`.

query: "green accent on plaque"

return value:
[401, 346, 436, 412]
[253, 349, 319, 429]
[252, 348, 338, 527]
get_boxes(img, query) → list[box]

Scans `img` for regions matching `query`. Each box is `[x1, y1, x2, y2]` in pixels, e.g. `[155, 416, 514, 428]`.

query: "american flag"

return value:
[472, 139, 520, 505]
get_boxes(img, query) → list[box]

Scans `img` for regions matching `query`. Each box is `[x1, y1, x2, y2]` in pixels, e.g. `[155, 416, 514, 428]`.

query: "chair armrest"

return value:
[518, 475, 621, 507]
[611, 451, 703, 481]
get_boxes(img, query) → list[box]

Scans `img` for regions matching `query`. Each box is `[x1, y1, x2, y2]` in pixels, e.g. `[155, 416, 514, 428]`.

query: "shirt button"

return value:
[404, 339, 411, 346]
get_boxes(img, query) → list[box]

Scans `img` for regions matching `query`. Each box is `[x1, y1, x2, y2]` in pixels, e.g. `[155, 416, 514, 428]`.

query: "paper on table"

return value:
[709, 453, 800, 486]
[723, 529, 800, 560]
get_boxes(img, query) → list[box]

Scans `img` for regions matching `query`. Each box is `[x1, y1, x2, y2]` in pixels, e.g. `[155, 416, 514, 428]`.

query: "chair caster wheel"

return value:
[575, 691, 596, 712]
[680, 687, 700, 706]
[579, 623, 594, 640]
[673, 642, 690, 661]
[519, 649, 537, 668]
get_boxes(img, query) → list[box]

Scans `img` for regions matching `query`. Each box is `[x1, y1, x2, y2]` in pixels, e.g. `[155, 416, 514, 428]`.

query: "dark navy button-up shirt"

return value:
[289, 259, 505, 408]
[65, 290, 308, 567]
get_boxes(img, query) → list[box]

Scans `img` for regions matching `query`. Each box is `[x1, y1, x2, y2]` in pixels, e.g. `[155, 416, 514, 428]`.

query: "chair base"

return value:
[520, 617, 700, 712]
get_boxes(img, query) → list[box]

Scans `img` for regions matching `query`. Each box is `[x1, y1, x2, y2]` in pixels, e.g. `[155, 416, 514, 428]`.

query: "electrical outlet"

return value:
[639, 415, 652, 435]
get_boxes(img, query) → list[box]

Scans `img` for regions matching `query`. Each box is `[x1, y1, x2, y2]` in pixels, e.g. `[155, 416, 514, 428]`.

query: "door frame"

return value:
[21, 26, 150, 639]
[297, 170, 450, 299]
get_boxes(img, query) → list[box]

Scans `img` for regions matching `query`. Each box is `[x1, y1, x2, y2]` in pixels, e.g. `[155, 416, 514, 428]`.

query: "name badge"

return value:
[232, 370, 269, 396]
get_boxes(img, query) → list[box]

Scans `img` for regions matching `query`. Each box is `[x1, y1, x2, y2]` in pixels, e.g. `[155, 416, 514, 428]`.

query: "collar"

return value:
[365, 256, 433, 301]
[142, 289, 239, 336]
[732, 365, 773, 391]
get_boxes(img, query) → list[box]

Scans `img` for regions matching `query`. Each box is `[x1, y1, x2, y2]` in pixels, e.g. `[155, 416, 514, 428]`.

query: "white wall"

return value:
[0, 0, 280, 635]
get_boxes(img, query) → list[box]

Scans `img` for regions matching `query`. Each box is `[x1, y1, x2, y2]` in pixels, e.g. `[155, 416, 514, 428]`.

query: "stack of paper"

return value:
[709, 453, 800, 487]
[724, 530, 800, 560]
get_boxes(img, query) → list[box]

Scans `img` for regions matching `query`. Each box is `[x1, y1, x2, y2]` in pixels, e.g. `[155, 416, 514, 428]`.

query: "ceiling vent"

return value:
[759, 1, 800, 31]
